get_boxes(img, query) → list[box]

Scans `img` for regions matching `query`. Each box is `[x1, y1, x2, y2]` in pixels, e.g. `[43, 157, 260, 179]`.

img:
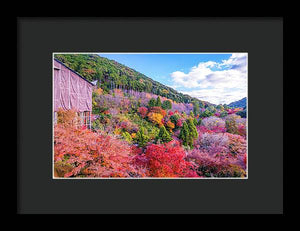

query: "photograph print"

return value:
[53, 53, 248, 179]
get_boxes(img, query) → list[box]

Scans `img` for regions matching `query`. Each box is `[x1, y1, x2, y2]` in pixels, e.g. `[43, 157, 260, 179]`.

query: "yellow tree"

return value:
[147, 112, 163, 126]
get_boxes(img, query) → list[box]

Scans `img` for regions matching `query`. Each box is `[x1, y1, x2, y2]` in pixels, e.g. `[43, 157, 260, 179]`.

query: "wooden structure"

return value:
[53, 59, 95, 129]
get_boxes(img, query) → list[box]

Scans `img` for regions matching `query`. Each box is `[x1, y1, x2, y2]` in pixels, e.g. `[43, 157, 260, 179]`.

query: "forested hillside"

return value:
[54, 54, 212, 106]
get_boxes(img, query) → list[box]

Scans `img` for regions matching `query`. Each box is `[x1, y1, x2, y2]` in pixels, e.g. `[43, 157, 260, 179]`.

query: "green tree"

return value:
[136, 127, 149, 147]
[137, 98, 141, 108]
[193, 101, 200, 115]
[156, 125, 172, 144]
[208, 105, 216, 113]
[170, 113, 180, 125]
[199, 101, 205, 108]
[162, 100, 172, 110]
[122, 131, 132, 144]
[148, 98, 156, 108]
[220, 110, 228, 118]
[200, 109, 213, 118]
[193, 118, 198, 126]
[187, 118, 198, 140]
[190, 111, 195, 118]
[216, 104, 224, 110]
[156, 96, 162, 107]
[179, 122, 193, 148]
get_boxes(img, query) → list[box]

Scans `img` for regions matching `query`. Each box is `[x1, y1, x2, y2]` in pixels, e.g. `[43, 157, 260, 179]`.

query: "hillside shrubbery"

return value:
[54, 87, 247, 178]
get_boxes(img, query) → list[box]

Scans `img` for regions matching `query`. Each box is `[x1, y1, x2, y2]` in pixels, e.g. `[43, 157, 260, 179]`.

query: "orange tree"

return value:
[147, 112, 164, 126]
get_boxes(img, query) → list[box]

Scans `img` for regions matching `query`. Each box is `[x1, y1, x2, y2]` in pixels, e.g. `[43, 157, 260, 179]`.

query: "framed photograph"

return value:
[18, 17, 283, 214]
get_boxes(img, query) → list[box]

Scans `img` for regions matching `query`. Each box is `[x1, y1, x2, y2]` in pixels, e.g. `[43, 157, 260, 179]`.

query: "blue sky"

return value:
[98, 53, 247, 104]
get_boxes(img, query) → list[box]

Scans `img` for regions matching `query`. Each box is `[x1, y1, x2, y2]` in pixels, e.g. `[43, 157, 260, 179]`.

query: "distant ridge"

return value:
[228, 97, 247, 108]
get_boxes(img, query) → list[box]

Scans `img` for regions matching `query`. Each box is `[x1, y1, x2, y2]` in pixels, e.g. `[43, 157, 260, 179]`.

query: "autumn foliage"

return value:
[140, 141, 197, 177]
[93, 88, 103, 96]
[147, 112, 164, 126]
[138, 107, 148, 118]
[166, 120, 175, 131]
[148, 106, 167, 117]
[56, 108, 80, 128]
[54, 90, 247, 178]
[54, 124, 147, 178]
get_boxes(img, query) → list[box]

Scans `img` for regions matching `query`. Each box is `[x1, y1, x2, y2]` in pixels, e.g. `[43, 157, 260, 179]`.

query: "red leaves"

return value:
[54, 106, 247, 178]
[142, 141, 197, 177]
[54, 125, 146, 178]
[64, 163, 86, 177]
[226, 133, 247, 157]
[243, 153, 247, 166]
[138, 107, 148, 118]
[176, 119, 183, 127]
[237, 124, 246, 137]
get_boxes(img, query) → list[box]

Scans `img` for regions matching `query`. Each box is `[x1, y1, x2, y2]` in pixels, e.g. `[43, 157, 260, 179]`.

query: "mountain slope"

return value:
[228, 97, 247, 108]
[54, 54, 212, 106]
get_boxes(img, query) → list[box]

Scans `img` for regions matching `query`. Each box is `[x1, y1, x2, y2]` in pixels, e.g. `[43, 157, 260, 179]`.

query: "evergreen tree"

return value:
[216, 104, 224, 110]
[148, 98, 156, 108]
[193, 118, 198, 126]
[208, 105, 216, 113]
[156, 96, 162, 107]
[156, 125, 172, 143]
[192, 101, 200, 115]
[162, 100, 172, 110]
[136, 127, 149, 147]
[200, 109, 213, 118]
[199, 101, 205, 108]
[137, 99, 141, 108]
[220, 110, 228, 118]
[187, 118, 198, 140]
[122, 131, 132, 144]
[170, 113, 180, 125]
[179, 122, 192, 148]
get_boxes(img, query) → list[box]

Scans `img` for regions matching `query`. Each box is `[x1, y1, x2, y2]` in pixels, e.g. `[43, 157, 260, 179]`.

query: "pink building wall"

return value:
[53, 59, 93, 112]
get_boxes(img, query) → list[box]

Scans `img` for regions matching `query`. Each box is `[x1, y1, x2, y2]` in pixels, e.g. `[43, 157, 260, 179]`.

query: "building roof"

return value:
[54, 58, 96, 86]
[91, 80, 98, 86]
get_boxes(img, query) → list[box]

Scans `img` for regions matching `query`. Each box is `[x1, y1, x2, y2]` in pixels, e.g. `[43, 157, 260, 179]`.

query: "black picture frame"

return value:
[17, 17, 284, 214]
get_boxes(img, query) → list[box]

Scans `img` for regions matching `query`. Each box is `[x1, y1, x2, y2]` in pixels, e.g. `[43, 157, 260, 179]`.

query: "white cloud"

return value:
[220, 53, 247, 73]
[170, 61, 217, 88]
[170, 53, 247, 104]
[179, 88, 246, 105]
